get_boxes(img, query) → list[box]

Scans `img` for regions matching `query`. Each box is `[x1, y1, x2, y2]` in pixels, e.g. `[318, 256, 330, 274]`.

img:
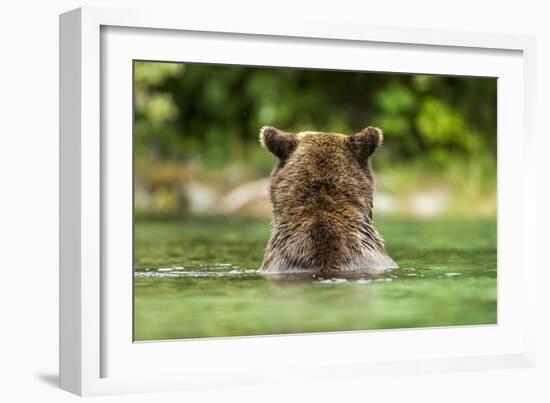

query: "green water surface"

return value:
[134, 217, 497, 341]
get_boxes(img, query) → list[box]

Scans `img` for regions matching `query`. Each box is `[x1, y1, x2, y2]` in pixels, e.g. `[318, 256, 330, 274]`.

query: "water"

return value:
[134, 217, 496, 341]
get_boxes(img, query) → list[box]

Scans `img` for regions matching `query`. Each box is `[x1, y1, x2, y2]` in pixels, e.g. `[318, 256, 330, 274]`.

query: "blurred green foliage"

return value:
[135, 61, 496, 173]
[134, 61, 496, 218]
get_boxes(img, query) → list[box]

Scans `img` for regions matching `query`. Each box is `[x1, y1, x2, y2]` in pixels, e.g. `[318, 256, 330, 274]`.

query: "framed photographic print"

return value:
[59, 6, 537, 396]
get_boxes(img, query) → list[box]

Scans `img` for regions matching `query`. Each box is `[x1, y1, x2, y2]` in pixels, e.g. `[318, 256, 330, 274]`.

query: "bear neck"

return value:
[262, 204, 390, 274]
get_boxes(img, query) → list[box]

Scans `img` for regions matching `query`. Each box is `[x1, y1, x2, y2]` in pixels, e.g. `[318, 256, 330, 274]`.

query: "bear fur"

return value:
[259, 126, 398, 276]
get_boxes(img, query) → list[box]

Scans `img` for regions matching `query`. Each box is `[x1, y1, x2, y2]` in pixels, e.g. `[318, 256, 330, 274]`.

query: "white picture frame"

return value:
[59, 6, 537, 396]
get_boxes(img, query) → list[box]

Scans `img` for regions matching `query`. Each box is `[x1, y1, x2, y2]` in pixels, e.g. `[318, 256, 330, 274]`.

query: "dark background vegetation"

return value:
[134, 61, 497, 218]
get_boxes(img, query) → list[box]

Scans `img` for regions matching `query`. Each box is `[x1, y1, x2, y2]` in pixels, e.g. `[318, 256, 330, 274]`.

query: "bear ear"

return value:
[259, 126, 298, 160]
[348, 126, 383, 164]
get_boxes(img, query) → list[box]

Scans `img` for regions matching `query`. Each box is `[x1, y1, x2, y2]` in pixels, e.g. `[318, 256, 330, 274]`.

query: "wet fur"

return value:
[259, 126, 398, 275]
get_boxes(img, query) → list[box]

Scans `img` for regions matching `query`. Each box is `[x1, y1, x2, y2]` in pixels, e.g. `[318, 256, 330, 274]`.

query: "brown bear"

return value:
[259, 126, 398, 276]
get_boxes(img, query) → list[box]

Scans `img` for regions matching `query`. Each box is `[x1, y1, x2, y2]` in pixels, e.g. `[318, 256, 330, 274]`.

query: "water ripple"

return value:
[135, 266, 258, 278]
